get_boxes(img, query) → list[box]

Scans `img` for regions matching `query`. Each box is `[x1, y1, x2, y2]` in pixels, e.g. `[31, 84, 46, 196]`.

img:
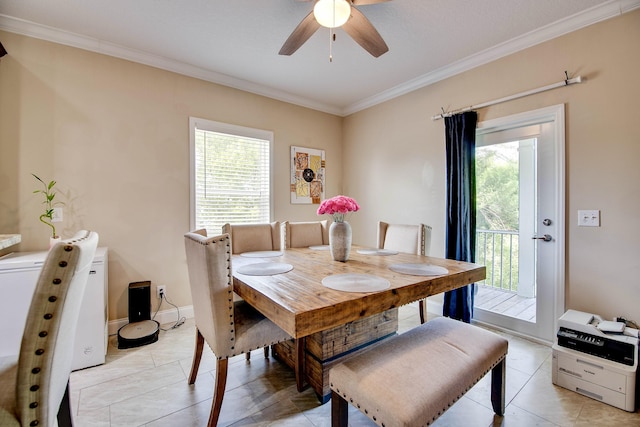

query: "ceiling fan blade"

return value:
[351, 0, 391, 5]
[279, 11, 321, 55]
[341, 7, 389, 57]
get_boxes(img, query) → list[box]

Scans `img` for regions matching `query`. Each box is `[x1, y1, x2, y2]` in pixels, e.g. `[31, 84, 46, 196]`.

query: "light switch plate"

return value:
[578, 210, 599, 227]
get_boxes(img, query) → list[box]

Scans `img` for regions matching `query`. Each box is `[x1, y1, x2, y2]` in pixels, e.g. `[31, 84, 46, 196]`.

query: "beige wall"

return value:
[2, 9, 639, 325]
[344, 10, 640, 321]
[0, 31, 343, 321]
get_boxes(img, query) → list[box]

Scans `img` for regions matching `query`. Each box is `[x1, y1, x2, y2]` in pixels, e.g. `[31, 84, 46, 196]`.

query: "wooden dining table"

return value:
[232, 245, 485, 400]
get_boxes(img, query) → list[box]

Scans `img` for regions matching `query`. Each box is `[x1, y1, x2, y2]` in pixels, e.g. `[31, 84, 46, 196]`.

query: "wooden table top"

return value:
[232, 246, 485, 338]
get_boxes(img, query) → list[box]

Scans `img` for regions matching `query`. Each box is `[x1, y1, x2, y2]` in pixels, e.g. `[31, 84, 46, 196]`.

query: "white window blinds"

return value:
[190, 118, 272, 235]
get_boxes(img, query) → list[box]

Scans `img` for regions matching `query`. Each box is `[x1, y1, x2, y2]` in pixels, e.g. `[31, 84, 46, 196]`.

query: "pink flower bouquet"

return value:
[317, 195, 360, 223]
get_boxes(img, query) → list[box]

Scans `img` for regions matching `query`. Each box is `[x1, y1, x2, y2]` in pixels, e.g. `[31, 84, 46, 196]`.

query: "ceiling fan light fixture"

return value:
[314, 0, 351, 28]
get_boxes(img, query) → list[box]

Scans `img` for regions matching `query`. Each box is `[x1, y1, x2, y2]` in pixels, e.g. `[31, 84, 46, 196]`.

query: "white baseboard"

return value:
[108, 305, 194, 336]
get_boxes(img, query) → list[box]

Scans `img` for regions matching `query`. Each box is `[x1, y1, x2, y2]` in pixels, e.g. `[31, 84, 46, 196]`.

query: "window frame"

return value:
[189, 116, 274, 233]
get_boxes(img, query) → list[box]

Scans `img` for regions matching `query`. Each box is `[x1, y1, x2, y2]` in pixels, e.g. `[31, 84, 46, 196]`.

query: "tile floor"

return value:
[70, 303, 640, 426]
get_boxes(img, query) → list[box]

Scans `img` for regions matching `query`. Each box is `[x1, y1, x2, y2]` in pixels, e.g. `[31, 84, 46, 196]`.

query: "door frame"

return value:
[473, 104, 565, 343]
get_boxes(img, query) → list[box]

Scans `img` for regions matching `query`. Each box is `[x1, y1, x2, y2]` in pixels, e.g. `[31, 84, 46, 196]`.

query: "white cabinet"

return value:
[0, 247, 108, 370]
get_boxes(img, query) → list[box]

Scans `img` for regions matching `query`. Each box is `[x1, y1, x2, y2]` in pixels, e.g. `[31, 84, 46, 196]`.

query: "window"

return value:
[189, 117, 273, 235]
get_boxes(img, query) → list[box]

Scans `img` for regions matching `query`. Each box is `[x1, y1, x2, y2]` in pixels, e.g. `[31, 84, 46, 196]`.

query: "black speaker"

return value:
[128, 280, 151, 322]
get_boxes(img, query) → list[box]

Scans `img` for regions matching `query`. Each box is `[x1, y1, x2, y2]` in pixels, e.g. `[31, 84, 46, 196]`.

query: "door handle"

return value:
[532, 234, 552, 242]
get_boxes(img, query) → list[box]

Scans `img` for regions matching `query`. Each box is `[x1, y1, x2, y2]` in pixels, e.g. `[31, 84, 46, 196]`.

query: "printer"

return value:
[552, 309, 638, 412]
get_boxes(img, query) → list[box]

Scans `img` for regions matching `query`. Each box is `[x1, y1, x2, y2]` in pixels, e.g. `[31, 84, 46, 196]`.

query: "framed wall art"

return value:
[290, 146, 325, 204]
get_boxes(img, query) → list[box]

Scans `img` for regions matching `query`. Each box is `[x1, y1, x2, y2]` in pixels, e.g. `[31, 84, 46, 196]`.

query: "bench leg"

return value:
[331, 391, 348, 427]
[491, 358, 506, 416]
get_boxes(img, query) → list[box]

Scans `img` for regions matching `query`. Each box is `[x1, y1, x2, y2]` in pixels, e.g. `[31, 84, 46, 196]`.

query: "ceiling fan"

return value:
[279, 0, 390, 58]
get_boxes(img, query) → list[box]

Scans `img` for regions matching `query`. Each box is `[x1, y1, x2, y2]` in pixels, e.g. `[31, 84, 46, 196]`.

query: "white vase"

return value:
[49, 236, 61, 249]
[329, 221, 352, 262]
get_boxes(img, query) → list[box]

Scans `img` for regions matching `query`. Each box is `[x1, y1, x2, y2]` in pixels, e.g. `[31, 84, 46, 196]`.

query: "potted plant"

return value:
[32, 173, 61, 247]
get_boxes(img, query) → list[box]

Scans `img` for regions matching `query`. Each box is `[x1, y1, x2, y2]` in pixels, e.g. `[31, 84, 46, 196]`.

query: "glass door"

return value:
[473, 105, 565, 343]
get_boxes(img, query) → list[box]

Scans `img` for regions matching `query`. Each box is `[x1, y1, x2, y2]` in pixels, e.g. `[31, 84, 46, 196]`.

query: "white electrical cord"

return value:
[152, 291, 186, 331]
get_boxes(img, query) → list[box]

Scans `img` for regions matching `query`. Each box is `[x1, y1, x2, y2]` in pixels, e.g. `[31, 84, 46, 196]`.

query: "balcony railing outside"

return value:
[476, 229, 519, 293]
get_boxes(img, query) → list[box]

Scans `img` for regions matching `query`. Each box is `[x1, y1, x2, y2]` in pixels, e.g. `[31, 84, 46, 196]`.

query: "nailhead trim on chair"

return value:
[225, 237, 236, 352]
[24, 244, 74, 427]
[282, 223, 288, 248]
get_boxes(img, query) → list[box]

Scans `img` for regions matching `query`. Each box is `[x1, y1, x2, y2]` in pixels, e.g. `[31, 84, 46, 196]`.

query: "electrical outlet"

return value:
[51, 207, 63, 223]
[157, 285, 166, 299]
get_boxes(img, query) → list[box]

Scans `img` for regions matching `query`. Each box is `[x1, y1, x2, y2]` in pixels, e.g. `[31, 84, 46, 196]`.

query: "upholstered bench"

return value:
[329, 316, 509, 427]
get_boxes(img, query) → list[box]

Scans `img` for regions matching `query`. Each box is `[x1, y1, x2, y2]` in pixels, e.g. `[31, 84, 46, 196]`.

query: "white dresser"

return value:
[0, 247, 108, 371]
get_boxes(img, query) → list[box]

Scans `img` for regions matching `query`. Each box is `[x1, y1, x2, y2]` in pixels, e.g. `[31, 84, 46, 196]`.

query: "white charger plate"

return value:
[322, 273, 390, 292]
[240, 251, 283, 258]
[309, 245, 330, 250]
[389, 263, 449, 276]
[236, 262, 293, 276]
[357, 248, 399, 256]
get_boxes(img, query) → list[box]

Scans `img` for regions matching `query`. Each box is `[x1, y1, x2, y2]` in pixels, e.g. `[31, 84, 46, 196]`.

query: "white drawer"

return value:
[555, 350, 627, 393]
[556, 370, 629, 410]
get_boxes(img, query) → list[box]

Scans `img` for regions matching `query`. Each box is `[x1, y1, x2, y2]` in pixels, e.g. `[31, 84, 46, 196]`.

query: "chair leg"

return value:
[491, 358, 506, 416]
[245, 346, 268, 361]
[57, 380, 73, 427]
[207, 358, 229, 427]
[419, 299, 426, 324]
[331, 390, 348, 427]
[189, 328, 205, 384]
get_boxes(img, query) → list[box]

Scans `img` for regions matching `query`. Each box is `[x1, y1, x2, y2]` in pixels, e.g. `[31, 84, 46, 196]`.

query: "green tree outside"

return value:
[476, 141, 520, 291]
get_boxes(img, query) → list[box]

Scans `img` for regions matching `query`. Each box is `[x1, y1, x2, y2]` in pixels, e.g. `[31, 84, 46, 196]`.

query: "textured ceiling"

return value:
[0, 0, 637, 115]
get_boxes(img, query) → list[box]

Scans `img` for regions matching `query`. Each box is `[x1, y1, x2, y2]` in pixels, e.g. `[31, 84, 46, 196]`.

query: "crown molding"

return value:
[2, 0, 638, 117]
[0, 14, 343, 116]
[341, 0, 640, 116]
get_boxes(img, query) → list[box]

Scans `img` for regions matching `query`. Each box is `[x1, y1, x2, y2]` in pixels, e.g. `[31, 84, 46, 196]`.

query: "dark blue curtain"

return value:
[443, 111, 477, 323]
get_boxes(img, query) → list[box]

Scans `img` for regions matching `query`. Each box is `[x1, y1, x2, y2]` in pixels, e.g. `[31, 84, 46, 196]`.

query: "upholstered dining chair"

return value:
[283, 220, 329, 248]
[184, 230, 292, 427]
[0, 230, 98, 427]
[221, 221, 282, 254]
[221, 221, 283, 359]
[377, 221, 432, 324]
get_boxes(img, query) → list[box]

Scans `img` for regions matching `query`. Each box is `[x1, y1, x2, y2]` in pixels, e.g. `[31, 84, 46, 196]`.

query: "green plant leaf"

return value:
[33, 173, 59, 237]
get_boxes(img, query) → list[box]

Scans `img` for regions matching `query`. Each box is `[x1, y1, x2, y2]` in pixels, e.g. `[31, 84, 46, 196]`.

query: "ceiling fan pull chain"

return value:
[330, 28, 334, 62]
[330, 0, 335, 61]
